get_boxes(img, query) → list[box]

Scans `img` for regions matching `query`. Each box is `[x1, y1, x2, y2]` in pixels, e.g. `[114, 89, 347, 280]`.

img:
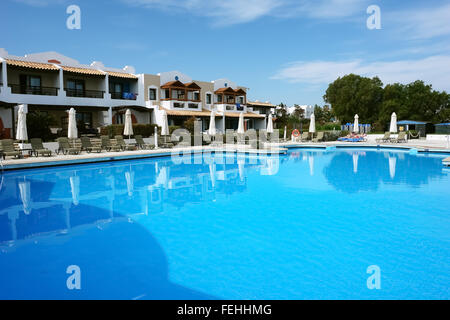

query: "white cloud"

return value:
[282, 0, 369, 19]
[13, 0, 66, 6]
[122, 0, 282, 26]
[121, 0, 370, 26]
[272, 56, 450, 91]
[389, 3, 450, 39]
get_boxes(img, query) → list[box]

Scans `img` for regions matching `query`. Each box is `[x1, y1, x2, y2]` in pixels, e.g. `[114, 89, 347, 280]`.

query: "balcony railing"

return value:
[9, 84, 58, 96]
[111, 92, 138, 100]
[65, 88, 105, 99]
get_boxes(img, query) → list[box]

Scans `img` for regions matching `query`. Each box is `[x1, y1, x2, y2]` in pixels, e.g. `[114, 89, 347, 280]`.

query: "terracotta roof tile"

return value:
[6, 59, 59, 71]
[108, 71, 138, 79]
[62, 65, 105, 76]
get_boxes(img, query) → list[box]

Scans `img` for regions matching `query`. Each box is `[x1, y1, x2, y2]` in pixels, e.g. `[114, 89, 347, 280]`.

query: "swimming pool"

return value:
[0, 148, 449, 299]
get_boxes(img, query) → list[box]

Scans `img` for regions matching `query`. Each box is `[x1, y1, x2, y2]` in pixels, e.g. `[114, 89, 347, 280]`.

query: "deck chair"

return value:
[0, 139, 20, 159]
[115, 135, 136, 151]
[81, 137, 102, 153]
[301, 132, 310, 142]
[134, 135, 155, 150]
[376, 132, 391, 143]
[30, 138, 52, 157]
[394, 132, 407, 143]
[158, 136, 174, 148]
[101, 136, 122, 152]
[312, 132, 325, 143]
[57, 137, 81, 155]
[225, 130, 236, 145]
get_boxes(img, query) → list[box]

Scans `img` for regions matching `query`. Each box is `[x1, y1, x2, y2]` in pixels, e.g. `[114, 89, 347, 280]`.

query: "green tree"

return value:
[324, 74, 383, 124]
[292, 104, 305, 121]
[314, 104, 333, 124]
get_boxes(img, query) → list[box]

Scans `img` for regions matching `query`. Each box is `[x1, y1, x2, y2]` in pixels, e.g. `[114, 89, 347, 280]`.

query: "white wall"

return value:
[158, 71, 192, 85]
[427, 134, 450, 141]
[213, 78, 237, 91]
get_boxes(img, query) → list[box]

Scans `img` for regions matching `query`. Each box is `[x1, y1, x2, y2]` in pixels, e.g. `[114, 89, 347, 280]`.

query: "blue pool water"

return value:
[0, 148, 449, 300]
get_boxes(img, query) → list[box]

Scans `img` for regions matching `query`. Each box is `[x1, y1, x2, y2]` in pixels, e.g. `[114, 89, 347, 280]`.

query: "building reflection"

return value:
[323, 150, 445, 193]
[0, 155, 273, 245]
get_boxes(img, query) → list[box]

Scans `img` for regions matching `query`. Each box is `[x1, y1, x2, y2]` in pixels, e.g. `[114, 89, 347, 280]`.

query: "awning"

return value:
[397, 120, 428, 125]
[61, 65, 105, 76]
[6, 59, 59, 71]
[161, 107, 211, 117]
[108, 71, 138, 79]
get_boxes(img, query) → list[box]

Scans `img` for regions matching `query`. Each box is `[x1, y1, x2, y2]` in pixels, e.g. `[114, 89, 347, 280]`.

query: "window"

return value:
[29, 76, 41, 88]
[188, 103, 198, 109]
[226, 95, 234, 104]
[76, 112, 93, 128]
[226, 105, 234, 111]
[67, 79, 85, 97]
[172, 89, 185, 100]
[115, 113, 124, 124]
[238, 96, 244, 104]
[149, 88, 157, 100]
[193, 92, 199, 101]
[164, 89, 170, 99]
[174, 102, 184, 108]
[206, 93, 212, 104]
[217, 95, 222, 103]
[19, 75, 41, 94]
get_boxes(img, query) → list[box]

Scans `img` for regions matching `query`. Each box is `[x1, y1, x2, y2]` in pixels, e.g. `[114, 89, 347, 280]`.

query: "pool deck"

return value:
[1, 140, 449, 171]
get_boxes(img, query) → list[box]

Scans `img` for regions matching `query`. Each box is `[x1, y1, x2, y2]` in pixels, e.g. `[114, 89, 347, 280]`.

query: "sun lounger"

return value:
[56, 137, 81, 155]
[134, 135, 155, 150]
[81, 136, 102, 153]
[158, 136, 174, 148]
[301, 132, 310, 142]
[376, 132, 391, 143]
[0, 139, 21, 159]
[115, 135, 136, 151]
[30, 138, 52, 157]
[101, 136, 122, 152]
[312, 132, 325, 143]
[393, 132, 407, 143]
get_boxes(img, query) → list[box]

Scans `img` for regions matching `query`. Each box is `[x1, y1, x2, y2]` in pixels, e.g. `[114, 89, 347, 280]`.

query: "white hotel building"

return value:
[0, 49, 275, 138]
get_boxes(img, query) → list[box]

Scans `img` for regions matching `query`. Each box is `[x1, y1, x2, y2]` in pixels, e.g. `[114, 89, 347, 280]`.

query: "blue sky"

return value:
[2, 0, 450, 106]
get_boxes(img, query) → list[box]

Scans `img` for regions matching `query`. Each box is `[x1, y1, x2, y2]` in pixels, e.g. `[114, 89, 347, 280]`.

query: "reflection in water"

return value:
[352, 153, 358, 174]
[309, 156, 314, 176]
[18, 178, 31, 215]
[125, 166, 134, 197]
[0, 155, 272, 245]
[70, 174, 80, 206]
[389, 155, 397, 179]
[323, 150, 445, 193]
[0, 150, 448, 299]
[209, 163, 216, 187]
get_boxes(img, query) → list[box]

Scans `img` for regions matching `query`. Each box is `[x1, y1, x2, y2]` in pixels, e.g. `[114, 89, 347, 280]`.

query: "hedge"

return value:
[100, 124, 161, 138]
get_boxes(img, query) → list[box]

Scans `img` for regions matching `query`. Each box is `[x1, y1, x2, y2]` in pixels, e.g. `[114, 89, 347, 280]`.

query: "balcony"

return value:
[111, 92, 138, 100]
[65, 88, 105, 99]
[9, 84, 58, 96]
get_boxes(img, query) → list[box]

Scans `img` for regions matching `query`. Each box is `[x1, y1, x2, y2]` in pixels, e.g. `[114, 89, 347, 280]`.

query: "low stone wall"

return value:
[426, 134, 450, 141]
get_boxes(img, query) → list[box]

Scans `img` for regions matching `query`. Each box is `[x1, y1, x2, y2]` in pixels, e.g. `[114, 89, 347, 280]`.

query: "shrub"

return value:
[169, 125, 181, 134]
[182, 117, 197, 134]
[100, 124, 160, 138]
[27, 111, 56, 142]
